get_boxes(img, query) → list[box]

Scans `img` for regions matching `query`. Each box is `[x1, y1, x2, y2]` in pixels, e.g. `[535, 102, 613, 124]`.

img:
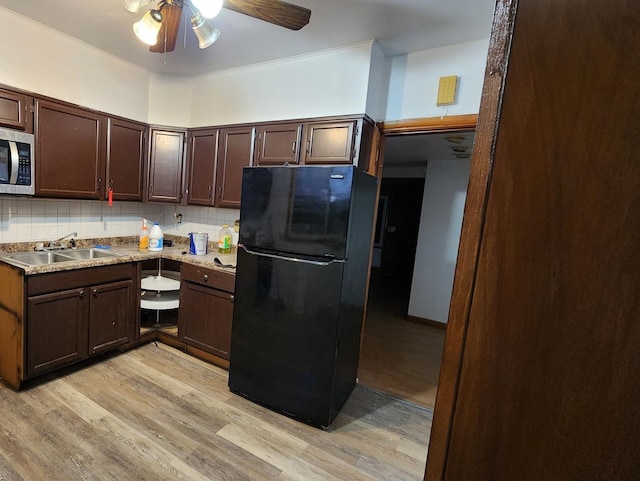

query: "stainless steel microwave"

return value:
[0, 128, 35, 195]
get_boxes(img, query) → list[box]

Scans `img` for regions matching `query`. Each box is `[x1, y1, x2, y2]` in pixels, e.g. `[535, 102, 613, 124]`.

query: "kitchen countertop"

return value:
[0, 236, 237, 276]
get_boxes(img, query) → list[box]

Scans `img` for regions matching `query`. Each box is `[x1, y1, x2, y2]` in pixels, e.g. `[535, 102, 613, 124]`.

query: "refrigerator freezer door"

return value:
[239, 166, 355, 259]
[229, 247, 345, 428]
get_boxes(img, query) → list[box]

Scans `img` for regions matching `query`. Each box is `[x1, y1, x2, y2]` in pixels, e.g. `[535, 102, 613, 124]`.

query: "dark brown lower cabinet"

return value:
[25, 264, 136, 379]
[88, 280, 134, 355]
[27, 288, 88, 377]
[178, 264, 234, 360]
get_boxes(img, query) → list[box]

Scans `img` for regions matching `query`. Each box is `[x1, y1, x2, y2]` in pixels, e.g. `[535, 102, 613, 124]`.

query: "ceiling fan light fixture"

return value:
[190, 0, 223, 19]
[122, 0, 153, 14]
[133, 9, 163, 46]
[191, 12, 220, 49]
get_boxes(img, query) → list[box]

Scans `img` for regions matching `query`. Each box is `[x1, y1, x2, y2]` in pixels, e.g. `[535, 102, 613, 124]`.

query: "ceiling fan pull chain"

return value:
[163, 23, 168, 64]
[184, 10, 188, 49]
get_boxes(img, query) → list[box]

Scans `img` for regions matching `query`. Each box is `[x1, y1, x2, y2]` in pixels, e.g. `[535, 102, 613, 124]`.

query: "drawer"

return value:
[27, 263, 135, 296]
[181, 263, 235, 293]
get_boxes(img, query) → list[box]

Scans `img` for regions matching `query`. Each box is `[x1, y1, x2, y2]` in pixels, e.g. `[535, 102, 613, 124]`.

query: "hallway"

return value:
[358, 274, 446, 410]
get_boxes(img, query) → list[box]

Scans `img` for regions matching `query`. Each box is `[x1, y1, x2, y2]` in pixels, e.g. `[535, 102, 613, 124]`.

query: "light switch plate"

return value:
[437, 75, 458, 106]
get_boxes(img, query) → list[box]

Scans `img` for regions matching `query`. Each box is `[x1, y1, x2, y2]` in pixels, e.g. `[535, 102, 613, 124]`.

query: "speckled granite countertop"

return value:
[0, 235, 237, 276]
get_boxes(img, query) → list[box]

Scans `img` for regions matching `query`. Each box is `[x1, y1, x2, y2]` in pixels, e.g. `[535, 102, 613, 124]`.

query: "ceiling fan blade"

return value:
[150, 2, 183, 53]
[224, 0, 311, 31]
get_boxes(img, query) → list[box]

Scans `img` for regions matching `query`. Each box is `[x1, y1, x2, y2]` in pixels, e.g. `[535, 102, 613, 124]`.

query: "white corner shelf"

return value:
[141, 270, 181, 327]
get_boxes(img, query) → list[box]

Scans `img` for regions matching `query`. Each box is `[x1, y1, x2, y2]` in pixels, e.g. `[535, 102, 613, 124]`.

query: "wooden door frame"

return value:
[421, 2, 516, 480]
[378, 114, 478, 138]
[369, 113, 478, 481]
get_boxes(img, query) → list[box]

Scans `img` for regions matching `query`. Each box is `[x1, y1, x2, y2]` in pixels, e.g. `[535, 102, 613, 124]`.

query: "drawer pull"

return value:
[230, 294, 234, 302]
[203, 274, 208, 282]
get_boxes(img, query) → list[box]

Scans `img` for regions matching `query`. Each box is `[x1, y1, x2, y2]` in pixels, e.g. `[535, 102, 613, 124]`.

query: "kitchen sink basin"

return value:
[0, 251, 70, 266]
[0, 248, 123, 267]
[57, 248, 120, 260]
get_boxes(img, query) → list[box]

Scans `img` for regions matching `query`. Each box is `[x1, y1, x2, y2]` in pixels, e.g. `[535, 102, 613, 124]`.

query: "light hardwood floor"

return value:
[358, 275, 446, 410]
[0, 343, 431, 481]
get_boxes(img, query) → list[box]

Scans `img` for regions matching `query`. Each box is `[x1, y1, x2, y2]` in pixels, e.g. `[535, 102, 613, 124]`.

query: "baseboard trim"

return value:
[406, 315, 448, 330]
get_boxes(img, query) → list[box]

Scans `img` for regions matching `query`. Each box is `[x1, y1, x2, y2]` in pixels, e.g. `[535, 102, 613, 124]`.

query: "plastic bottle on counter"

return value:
[149, 223, 164, 251]
[232, 219, 240, 250]
[139, 219, 149, 252]
[218, 224, 232, 254]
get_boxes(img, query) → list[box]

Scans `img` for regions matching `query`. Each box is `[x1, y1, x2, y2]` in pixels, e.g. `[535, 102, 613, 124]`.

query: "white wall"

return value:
[147, 74, 193, 127]
[386, 39, 489, 121]
[188, 42, 374, 127]
[408, 158, 471, 324]
[0, 7, 488, 126]
[0, 8, 150, 123]
[365, 42, 392, 122]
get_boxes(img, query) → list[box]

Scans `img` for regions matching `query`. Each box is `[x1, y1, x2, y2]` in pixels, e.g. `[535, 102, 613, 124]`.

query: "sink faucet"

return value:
[48, 232, 77, 249]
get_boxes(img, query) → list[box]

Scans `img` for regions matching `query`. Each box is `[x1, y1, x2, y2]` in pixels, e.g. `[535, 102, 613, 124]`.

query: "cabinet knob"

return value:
[203, 274, 208, 282]
[93, 289, 98, 297]
[79, 289, 84, 298]
[230, 294, 234, 302]
[112, 321, 116, 326]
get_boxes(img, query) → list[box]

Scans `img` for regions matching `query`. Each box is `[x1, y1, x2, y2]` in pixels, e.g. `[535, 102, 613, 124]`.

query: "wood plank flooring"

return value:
[358, 275, 446, 410]
[0, 343, 431, 481]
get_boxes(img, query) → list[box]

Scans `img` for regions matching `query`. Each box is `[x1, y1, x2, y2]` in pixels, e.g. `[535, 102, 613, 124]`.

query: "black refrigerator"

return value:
[228, 165, 377, 429]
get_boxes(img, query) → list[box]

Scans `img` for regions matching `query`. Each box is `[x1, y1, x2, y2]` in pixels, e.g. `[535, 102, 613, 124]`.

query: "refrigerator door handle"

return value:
[241, 245, 346, 266]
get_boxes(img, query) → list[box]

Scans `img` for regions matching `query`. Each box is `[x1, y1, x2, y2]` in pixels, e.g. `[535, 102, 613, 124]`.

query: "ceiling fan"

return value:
[124, 0, 312, 53]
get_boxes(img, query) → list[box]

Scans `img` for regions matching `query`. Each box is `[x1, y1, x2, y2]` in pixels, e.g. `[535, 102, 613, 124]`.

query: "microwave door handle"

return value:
[8, 141, 19, 184]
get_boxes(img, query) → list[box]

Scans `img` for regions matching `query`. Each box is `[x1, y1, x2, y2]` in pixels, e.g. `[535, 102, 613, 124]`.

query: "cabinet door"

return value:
[301, 120, 356, 165]
[0, 89, 32, 132]
[147, 129, 185, 203]
[255, 123, 302, 166]
[88, 279, 134, 355]
[35, 99, 106, 199]
[215, 126, 255, 208]
[187, 129, 217, 206]
[26, 288, 88, 377]
[178, 281, 234, 359]
[106, 118, 146, 201]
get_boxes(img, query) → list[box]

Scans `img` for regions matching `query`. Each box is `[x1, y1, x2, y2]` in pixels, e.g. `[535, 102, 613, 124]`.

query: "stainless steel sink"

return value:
[0, 251, 73, 266]
[0, 248, 122, 267]
[57, 248, 120, 261]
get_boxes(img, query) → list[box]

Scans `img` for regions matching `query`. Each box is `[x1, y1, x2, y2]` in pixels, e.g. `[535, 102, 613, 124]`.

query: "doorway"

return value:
[357, 119, 476, 410]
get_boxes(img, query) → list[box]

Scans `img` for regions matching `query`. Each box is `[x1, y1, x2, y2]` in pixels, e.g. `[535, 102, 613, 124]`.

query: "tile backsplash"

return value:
[0, 197, 239, 244]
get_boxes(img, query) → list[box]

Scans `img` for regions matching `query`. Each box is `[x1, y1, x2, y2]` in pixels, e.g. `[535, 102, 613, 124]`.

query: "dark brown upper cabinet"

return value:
[106, 118, 147, 202]
[215, 126, 255, 209]
[186, 129, 218, 206]
[0, 87, 33, 132]
[255, 122, 302, 166]
[147, 128, 186, 203]
[35, 99, 106, 199]
[300, 120, 357, 165]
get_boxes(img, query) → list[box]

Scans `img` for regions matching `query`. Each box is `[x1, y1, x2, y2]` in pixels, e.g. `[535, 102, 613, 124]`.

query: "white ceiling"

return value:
[0, 0, 495, 76]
